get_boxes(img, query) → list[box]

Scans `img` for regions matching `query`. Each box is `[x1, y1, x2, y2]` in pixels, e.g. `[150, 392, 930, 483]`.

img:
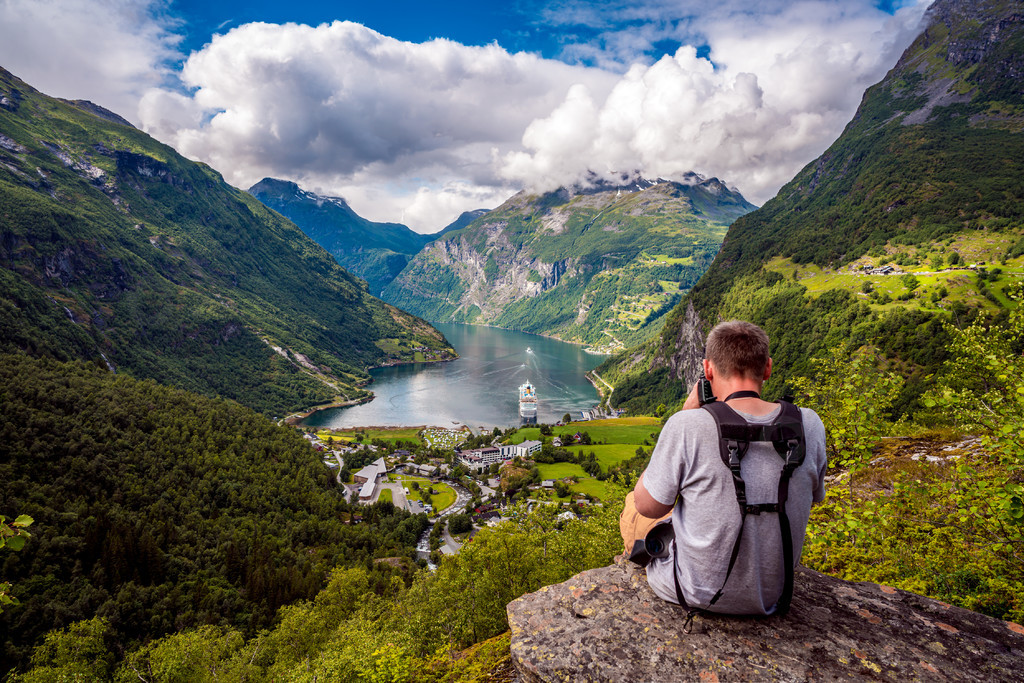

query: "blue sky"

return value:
[172, 0, 540, 57]
[0, 0, 930, 231]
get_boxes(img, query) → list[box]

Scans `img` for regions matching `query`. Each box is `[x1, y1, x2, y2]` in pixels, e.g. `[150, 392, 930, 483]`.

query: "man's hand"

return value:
[681, 381, 702, 410]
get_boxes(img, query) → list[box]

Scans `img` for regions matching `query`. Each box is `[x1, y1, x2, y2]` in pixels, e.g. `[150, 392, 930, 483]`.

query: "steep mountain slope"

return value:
[248, 178, 437, 294]
[0, 67, 454, 415]
[382, 176, 755, 351]
[602, 0, 1024, 415]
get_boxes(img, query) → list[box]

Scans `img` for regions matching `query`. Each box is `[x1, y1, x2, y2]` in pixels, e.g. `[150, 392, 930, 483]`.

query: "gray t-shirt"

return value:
[643, 404, 827, 615]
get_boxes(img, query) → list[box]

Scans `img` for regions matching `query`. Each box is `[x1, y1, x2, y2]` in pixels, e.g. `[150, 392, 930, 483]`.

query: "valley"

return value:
[3, 0, 1024, 679]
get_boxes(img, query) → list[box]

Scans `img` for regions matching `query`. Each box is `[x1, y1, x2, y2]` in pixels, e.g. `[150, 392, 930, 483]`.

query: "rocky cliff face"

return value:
[508, 559, 1024, 681]
[383, 177, 755, 350]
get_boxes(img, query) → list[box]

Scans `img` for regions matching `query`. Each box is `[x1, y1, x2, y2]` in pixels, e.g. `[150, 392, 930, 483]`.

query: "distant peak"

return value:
[248, 177, 300, 197]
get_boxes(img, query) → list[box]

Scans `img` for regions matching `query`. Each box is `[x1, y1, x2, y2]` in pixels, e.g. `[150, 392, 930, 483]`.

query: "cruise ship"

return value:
[519, 381, 538, 421]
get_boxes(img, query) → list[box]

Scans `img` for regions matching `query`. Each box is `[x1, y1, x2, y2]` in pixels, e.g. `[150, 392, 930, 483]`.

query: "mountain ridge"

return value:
[248, 177, 437, 294]
[382, 175, 756, 351]
[0, 66, 455, 415]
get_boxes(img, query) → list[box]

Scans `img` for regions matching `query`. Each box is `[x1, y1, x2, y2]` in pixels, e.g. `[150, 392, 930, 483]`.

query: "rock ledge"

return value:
[507, 560, 1024, 682]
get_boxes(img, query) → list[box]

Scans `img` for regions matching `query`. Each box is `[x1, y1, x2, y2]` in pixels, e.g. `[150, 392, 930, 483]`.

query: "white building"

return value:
[355, 457, 388, 502]
[513, 440, 542, 458]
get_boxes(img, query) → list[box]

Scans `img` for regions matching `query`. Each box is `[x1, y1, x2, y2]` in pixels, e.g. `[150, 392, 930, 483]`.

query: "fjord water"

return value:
[302, 323, 604, 429]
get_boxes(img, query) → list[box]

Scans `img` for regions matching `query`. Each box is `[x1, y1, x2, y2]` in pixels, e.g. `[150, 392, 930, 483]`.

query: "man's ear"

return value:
[704, 358, 714, 380]
[763, 358, 773, 382]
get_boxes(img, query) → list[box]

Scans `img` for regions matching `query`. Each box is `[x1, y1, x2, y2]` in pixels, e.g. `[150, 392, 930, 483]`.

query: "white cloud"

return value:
[0, 0, 934, 229]
[0, 0, 180, 123]
[137, 20, 617, 231]
[502, 0, 931, 204]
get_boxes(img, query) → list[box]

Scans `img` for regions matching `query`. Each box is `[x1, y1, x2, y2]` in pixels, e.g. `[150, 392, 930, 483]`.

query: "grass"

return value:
[508, 417, 661, 447]
[573, 443, 642, 470]
[536, 463, 588, 480]
[321, 427, 423, 445]
[764, 242, 1024, 315]
[393, 475, 457, 512]
[569, 478, 613, 499]
[379, 489, 393, 503]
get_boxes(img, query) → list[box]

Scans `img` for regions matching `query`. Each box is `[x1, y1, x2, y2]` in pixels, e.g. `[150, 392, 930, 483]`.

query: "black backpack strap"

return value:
[772, 401, 805, 615]
[701, 401, 755, 610]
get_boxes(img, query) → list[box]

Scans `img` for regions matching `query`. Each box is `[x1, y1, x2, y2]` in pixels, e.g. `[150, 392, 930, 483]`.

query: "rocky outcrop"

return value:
[507, 559, 1024, 682]
[664, 300, 707, 386]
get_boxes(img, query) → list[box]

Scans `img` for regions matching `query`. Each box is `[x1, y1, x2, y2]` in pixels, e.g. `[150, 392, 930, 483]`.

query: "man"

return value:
[620, 320, 827, 615]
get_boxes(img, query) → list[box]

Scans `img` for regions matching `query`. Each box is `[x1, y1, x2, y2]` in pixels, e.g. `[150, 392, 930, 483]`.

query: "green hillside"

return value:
[0, 68, 454, 415]
[0, 354, 427, 675]
[603, 0, 1024, 415]
[248, 178, 437, 295]
[383, 177, 755, 351]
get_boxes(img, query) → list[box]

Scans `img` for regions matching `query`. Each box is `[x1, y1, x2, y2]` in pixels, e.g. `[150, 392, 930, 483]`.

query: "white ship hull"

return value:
[518, 401, 537, 417]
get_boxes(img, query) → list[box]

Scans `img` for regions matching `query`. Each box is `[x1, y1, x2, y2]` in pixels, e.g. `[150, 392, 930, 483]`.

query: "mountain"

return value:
[248, 178, 438, 294]
[436, 208, 491, 237]
[381, 175, 756, 351]
[0, 67, 455, 415]
[601, 0, 1024, 415]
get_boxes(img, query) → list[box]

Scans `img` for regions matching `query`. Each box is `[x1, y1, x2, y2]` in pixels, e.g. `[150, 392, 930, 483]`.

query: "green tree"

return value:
[447, 514, 473, 535]
[13, 617, 113, 683]
[0, 514, 32, 613]
[789, 346, 904, 489]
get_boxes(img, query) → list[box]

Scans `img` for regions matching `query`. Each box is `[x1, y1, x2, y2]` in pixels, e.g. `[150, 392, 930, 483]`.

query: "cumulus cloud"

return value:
[0, 0, 934, 230]
[0, 0, 180, 122]
[504, 0, 930, 203]
[138, 20, 618, 231]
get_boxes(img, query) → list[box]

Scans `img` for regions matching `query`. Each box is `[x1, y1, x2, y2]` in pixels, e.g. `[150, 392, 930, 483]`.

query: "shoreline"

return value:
[294, 355, 458, 424]
[284, 395, 374, 424]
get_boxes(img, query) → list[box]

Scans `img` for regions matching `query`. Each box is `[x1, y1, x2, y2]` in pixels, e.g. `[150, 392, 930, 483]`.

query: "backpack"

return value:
[699, 393, 807, 617]
[634, 392, 807, 628]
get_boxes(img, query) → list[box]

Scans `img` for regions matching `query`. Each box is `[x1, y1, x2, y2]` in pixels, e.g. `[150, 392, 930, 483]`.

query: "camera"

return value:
[627, 521, 674, 566]
[644, 522, 674, 559]
[697, 368, 716, 405]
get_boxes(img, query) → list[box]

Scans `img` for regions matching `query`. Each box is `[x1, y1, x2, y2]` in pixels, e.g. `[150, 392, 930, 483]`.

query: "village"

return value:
[298, 417, 662, 561]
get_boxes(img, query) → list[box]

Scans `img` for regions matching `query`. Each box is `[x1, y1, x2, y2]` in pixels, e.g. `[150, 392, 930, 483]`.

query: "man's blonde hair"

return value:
[704, 320, 770, 380]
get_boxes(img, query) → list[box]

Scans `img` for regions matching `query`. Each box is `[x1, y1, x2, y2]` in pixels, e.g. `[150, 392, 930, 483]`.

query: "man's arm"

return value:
[633, 472, 674, 518]
[632, 381, 703, 518]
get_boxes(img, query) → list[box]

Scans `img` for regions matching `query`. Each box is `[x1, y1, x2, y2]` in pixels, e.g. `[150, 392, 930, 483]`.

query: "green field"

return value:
[764, 238, 1024, 315]
[572, 443, 642, 470]
[394, 475, 456, 512]
[379, 488, 393, 503]
[510, 417, 660, 447]
[569, 479, 614, 499]
[318, 427, 423, 445]
[536, 463, 589, 480]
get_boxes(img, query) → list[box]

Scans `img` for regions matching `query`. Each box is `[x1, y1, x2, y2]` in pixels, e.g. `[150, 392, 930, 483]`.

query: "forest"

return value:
[0, 354, 428, 673]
